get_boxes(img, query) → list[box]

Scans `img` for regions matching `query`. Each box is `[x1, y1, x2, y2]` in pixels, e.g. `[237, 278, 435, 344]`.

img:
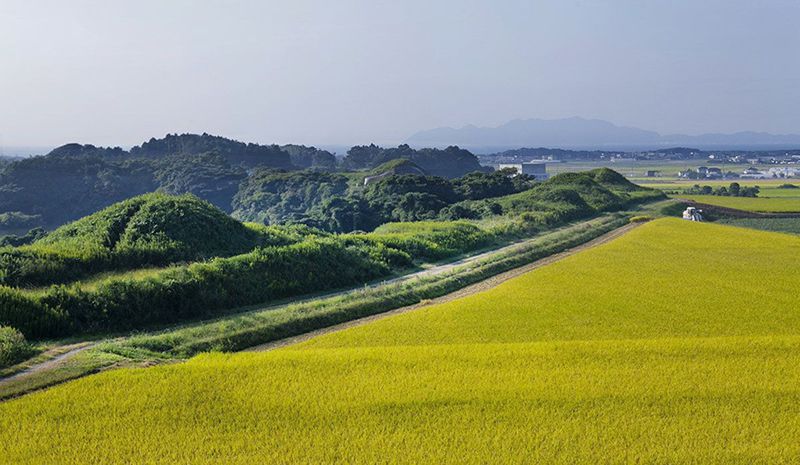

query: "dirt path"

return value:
[247, 222, 640, 352]
[0, 342, 94, 387]
[1, 220, 636, 389]
[0, 236, 534, 386]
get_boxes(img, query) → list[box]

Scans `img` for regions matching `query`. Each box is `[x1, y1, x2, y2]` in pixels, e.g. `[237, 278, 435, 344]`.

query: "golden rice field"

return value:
[3, 218, 800, 464]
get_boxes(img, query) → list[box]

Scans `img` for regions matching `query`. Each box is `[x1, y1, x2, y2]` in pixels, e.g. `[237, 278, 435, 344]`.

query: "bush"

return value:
[366, 221, 492, 260]
[0, 326, 36, 369]
[1, 237, 401, 339]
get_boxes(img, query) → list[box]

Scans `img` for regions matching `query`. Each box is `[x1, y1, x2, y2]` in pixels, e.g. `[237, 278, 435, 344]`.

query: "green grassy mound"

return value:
[0, 193, 299, 287]
[486, 168, 664, 225]
[38, 193, 265, 258]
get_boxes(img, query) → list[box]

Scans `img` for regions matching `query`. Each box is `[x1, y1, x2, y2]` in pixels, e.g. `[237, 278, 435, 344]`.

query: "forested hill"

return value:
[130, 133, 294, 169]
[0, 134, 490, 234]
[44, 134, 334, 170]
[342, 144, 487, 178]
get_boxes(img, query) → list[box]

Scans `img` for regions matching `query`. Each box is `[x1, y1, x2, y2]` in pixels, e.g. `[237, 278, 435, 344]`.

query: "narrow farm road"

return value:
[247, 221, 641, 352]
[0, 342, 94, 387]
[0, 218, 637, 392]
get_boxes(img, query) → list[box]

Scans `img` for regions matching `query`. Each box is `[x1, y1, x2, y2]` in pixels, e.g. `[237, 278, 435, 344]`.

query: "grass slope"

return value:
[3, 219, 800, 464]
[37, 193, 263, 256]
[0, 193, 293, 288]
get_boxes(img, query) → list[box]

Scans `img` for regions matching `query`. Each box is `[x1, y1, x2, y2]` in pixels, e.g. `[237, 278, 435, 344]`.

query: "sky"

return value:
[1, 0, 799, 149]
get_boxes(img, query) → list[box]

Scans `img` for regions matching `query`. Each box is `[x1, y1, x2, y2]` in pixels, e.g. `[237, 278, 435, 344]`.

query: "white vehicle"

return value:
[682, 206, 704, 221]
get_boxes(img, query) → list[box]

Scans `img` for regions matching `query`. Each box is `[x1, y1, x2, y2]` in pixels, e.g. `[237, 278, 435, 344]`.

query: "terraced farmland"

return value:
[2, 218, 800, 464]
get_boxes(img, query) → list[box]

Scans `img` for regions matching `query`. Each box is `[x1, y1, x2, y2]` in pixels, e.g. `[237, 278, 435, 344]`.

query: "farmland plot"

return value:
[2, 219, 800, 464]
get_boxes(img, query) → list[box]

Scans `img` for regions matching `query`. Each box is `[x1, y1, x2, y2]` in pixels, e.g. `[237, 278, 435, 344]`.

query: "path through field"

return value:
[0, 343, 93, 388]
[246, 222, 640, 351]
[0, 218, 633, 396]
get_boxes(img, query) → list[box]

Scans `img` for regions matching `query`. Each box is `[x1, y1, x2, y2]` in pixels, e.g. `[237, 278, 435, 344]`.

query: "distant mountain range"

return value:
[406, 117, 800, 152]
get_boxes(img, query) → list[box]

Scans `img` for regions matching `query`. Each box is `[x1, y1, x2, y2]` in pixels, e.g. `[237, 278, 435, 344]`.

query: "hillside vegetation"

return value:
[0, 193, 291, 288]
[2, 220, 799, 463]
[0, 134, 491, 232]
[0, 169, 660, 340]
[341, 143, 486, 178]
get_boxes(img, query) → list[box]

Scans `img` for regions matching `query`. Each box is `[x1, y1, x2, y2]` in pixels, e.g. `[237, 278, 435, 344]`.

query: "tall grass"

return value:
[108, 215, 625, 357]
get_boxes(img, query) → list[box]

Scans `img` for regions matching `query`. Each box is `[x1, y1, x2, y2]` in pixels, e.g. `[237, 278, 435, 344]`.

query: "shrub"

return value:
[1, 237, 400, 339]
[0, 326, 36, 369]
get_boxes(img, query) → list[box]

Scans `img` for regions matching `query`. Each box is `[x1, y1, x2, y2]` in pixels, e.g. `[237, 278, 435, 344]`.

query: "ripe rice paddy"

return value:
[2, 218, 800, 464]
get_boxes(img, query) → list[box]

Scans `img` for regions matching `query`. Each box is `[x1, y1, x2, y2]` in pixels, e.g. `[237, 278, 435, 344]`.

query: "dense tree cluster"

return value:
[281, 144, 337, 171]
[0, 154, 158, 227]
[231, 170, 536, 232]
[232, 170, 352, 226]
[342, 144, 487, 178]
[0, 228, 46, 247]
[683, 183, 759, 197]
[130, 133, 293, 170]
[0, 135, 488, 234]
[152, 152, 246, 211]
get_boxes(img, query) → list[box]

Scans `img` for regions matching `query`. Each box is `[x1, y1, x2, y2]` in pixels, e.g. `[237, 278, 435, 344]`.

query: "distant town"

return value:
[480, 146, 800, 180]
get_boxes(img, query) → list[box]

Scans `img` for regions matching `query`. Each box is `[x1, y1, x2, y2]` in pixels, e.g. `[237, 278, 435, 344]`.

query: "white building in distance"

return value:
[497, 162, 549, 180]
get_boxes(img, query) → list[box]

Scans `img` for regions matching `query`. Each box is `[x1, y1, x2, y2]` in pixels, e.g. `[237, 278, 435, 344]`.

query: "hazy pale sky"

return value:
[2, 0, 799, 148]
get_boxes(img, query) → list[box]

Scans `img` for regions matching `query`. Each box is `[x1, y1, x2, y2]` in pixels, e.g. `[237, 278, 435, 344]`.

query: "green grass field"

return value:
[2, 219, 800, 464]
[637, 180, 800, 212]
[718, 217, 800, 235]
[549, 161, 780, 182]
[676, 194, 800, 212]
[640, 180, 800, 194]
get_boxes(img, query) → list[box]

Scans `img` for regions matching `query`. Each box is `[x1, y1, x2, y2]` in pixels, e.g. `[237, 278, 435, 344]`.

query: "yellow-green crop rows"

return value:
[2, 219, 800, 464]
